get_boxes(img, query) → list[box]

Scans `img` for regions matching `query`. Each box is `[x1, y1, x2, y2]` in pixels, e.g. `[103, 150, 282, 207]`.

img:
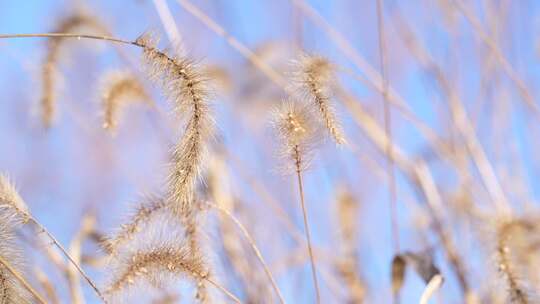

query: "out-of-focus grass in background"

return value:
[1, 0, 540, 303]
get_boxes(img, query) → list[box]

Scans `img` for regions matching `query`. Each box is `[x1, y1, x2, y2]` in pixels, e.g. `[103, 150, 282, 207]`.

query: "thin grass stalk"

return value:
[451, 0, 539, 115]
[337, 89, 472, 298]
[204, 276, 242, 304]
[35, 268, 60, 304]
[0, 33, 138, 46]
[152, 0, 181, 43]
[210, 203, 286, 304]
[29, 217, 107, 303]
[375, 0, 400, 292]
[0, 255, 47, 304]
[388, 7, 510, 215]
[175, 0, 288, 89]
[294, 146, 321, 304]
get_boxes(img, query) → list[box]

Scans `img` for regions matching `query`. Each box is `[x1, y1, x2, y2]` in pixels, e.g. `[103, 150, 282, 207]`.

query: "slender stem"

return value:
[152, 0, 182, 43]
[175, 0, 289, 90]
[204, 276, 242, 304]
[293, 147, 321, 304]
[211, 203, 286, 304]
[0, 254, 47, 304]
[30, 218, 108, 304]
[375, 1, 400, 302]
[0, 33, 139, 47]
[375, 0, 399, 252]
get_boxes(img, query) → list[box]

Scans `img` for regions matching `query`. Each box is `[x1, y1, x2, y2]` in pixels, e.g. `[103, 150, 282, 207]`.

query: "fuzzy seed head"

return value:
[272, 100, 321, 171]
[0, 213, 31, 303]
[104, 219, 207, 303]
[495, 218, 538, 303]
[293, 54, 346, 145]
[41, 12, 109, 127]
[0, 175, 30, 222]
[136, 34, 213, 214]
[103, 198, 167, 255]
[100, 70, 151, 132]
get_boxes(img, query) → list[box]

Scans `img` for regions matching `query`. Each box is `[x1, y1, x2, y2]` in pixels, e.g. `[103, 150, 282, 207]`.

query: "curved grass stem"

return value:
[211, 203, 286, 304]
[29, 218, 107, 303]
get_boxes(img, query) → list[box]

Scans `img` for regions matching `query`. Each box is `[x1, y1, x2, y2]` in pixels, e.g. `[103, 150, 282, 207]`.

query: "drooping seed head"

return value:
[136, 34, 213, 215]
[40, 12, 110, 127]
[99, 70, 152, 132]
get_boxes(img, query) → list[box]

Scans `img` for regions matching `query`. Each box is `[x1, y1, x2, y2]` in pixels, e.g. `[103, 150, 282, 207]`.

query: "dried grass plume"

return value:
[293, 54, 345, 145]
[99, 70, 151, 132]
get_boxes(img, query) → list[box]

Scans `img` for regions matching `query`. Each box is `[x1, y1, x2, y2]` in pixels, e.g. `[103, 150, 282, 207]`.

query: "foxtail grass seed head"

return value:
[0, 213, 31, 304]
[40, 12, 109, 127]
[0, 175, 30, 223]
[271, 100, 321, 173]
[99, 70, 151, 132]
[102, 198, 167, 256]
[336, 187, 359, 250]
[104, 218, 207, 302]
[496, 218, 537, 303]
[293, 54, 345, 145]
[136, 34, 213, 215]
[105, 244, 205, 300]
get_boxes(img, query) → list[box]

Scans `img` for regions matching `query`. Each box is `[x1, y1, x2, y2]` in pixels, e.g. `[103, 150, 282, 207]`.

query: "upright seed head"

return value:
[293, 54, 346, 145]
[271, 100, 321, 172]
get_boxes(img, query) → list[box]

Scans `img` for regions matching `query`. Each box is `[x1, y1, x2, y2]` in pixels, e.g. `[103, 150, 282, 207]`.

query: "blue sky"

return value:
[1, 0, 540, 303]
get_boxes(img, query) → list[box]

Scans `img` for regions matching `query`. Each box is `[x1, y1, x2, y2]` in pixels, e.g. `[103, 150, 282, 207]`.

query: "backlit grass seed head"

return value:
[0, 213, 31, 304]
[495, 218, 537, 303]
[104, 220, 207, 302]
[0, 175, 30, 223]
[293, 54, 345, 145]
[272, 100, 321, 172]
[135, 34, 213, 214]
[41, 13, 109, 127]
[105, 244, 205, 300]
[336, 187, 359, 250]
[100, 70, 151, 132]
[102, 198, 167, 256]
